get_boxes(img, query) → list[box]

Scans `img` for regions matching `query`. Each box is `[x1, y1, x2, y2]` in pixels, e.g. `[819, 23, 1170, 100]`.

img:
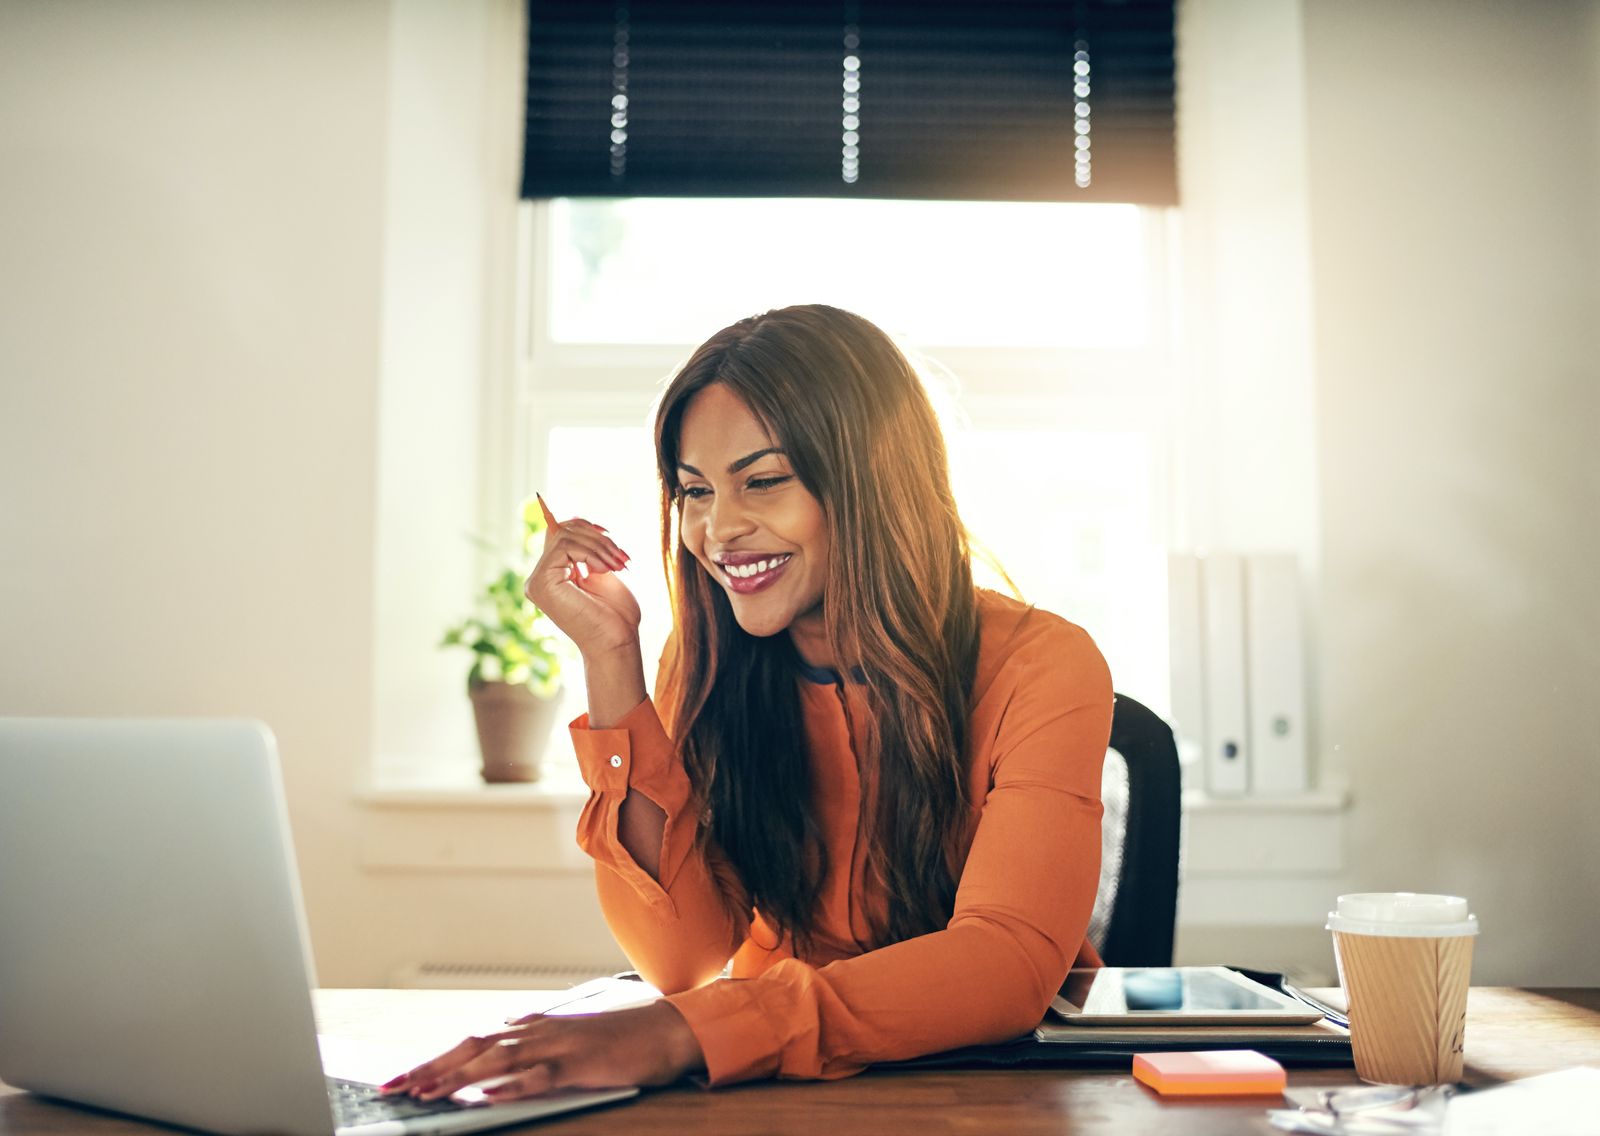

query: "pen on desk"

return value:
[501, 973, 646, 1024]
[503, 978, 607, 1023]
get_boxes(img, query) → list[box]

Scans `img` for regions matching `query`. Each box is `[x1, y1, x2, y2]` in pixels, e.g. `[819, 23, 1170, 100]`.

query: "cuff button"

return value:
[609, 754, 623, 768]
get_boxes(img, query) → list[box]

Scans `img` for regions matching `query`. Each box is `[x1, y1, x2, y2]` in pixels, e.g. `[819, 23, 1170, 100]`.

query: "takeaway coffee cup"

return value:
[1326, 893, 1480, 1085]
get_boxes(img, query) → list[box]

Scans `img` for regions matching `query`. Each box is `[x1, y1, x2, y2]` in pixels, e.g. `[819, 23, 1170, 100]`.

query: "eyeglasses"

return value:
[1269, 1084, 1457, 1134]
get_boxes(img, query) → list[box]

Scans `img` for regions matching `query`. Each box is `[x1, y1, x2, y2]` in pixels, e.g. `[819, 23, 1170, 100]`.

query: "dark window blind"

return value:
[521, 0, 1176, 204]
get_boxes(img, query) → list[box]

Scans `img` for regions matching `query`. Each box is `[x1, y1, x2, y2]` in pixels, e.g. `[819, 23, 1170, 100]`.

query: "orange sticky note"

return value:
[1132, 1050, 1287, 1096]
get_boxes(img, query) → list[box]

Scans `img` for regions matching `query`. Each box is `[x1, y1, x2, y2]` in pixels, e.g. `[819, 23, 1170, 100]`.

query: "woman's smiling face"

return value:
[675, 383, 832, 665]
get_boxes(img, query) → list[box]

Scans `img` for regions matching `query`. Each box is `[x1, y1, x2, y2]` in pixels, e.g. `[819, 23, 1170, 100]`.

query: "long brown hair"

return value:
[654, 304, 981, 952]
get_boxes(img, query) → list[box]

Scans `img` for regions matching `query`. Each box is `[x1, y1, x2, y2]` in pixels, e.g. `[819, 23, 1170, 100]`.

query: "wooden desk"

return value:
[4, 988, 1597, 1135]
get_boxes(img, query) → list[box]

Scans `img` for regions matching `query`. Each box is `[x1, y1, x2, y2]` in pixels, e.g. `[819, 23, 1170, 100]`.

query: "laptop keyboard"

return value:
[328, 1076, 468, 1128]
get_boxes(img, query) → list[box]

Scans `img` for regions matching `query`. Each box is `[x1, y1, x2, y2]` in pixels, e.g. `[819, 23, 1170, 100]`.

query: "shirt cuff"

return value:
[569, 697, 688, 814]
[665, 979, 784, 1086]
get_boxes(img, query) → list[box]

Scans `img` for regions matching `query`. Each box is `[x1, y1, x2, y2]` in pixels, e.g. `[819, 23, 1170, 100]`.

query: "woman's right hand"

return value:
[524, 514, 642, 658]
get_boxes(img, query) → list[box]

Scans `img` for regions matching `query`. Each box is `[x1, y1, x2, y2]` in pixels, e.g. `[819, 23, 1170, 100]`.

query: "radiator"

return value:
[391, 961, 621, 990]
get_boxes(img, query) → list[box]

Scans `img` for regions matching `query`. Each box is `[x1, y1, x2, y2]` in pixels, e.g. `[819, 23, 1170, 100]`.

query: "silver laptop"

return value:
[0, 718, 638, 1135]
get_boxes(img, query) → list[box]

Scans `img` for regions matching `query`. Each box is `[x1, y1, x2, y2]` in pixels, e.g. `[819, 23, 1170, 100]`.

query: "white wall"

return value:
[0, 1, 389, 982]
[1302, 0, 1600, 984]
[0, 0, 621, 987]
[373, 0, 495, 777]
[1173, 0, 1320, 563]
[1176, 0, 1600, 986]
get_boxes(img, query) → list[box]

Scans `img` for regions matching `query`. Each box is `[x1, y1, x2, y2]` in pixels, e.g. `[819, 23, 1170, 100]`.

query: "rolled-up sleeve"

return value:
[571, 697, 752, 993]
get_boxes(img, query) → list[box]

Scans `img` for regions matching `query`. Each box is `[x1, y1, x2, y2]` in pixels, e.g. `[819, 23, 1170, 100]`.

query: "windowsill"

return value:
[357, 765, 589, 810]
[1181, 780, 1349, 883]
[1182, 787, 1349, 814]
[352, 765, 1349, 887]
[355, 762, 594, 873]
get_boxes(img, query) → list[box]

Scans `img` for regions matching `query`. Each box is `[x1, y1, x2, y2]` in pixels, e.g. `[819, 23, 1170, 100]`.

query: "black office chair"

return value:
[1085, 693, 1182, 967]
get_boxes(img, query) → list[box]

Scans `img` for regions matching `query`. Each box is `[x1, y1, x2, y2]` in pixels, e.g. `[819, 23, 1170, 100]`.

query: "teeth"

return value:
[723, 554, 788, 579]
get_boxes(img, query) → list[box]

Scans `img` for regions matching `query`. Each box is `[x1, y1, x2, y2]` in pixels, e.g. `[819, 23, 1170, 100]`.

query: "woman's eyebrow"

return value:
[677, 447, 785, 477]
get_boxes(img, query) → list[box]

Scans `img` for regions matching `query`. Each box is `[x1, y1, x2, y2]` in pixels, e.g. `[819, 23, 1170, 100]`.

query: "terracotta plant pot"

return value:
[468, 681, 560, 783]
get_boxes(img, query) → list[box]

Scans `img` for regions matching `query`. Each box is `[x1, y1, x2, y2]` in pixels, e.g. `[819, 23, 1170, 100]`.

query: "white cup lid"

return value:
[1326, 892, 1480, 937]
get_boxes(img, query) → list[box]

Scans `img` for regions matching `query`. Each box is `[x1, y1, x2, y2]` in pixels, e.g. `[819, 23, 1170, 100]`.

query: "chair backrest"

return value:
[1084, 693, 1182, 966]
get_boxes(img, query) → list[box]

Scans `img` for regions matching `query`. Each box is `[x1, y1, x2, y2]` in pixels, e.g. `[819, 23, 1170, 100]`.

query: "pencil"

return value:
[534, 493, 560, 532]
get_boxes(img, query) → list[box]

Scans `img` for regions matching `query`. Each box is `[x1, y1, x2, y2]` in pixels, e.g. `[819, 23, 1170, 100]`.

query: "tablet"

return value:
[1048, 966, 1325, 1026]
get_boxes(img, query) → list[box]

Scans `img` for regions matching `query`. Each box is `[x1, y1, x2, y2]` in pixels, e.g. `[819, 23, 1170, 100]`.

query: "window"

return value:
[546, 198, 1151, 347]
[516, 198, 1175, 739]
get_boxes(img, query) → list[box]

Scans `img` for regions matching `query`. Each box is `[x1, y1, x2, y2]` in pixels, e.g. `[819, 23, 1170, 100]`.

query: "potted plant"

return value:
[440, 499, 564, 783]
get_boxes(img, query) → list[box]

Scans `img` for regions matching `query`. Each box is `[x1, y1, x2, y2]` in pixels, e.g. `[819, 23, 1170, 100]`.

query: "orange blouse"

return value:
[569, 589, 1113, 1086]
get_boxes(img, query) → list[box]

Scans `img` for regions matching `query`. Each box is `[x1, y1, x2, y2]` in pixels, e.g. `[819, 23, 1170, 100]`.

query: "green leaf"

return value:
[442, 501, 564, 694]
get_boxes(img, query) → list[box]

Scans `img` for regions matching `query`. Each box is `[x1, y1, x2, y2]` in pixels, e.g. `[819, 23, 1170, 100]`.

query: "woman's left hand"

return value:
[382, 1000, 705, 1102]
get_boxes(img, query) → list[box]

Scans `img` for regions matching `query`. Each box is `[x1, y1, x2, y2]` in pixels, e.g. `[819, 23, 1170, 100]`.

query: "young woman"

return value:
[386, 304, 1113, 1101]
